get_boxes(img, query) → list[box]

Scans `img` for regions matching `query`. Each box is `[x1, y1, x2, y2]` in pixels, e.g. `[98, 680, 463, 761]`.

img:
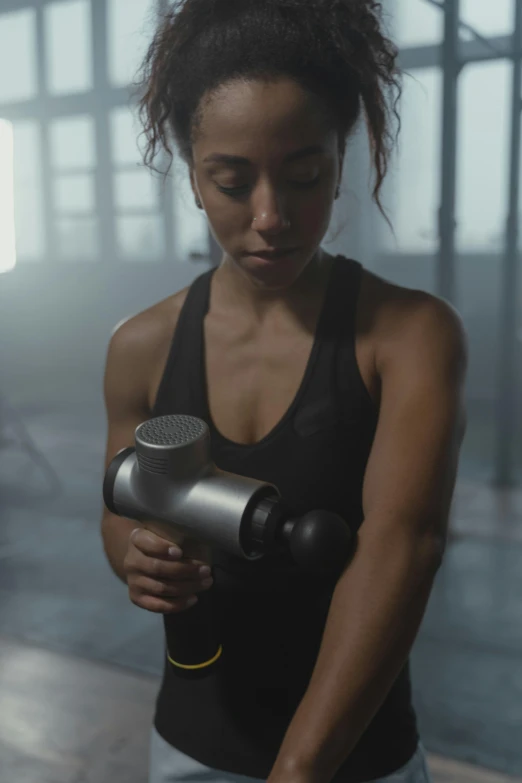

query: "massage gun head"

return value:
[104, 412, 279, 560]
[135, 415, 211, 480]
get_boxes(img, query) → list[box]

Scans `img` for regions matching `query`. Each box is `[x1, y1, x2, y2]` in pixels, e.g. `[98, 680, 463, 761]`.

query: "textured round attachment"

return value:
[137, 415, 207, 448]
[288, 510, 353, 574]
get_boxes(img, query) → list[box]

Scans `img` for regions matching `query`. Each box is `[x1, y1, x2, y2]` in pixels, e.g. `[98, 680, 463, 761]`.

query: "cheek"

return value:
[298, 202, 331, 238]
[206, 205, 237, 243]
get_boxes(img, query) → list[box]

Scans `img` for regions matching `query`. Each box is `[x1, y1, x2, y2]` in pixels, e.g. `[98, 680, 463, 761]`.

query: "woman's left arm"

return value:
[267, 295, 468, 783]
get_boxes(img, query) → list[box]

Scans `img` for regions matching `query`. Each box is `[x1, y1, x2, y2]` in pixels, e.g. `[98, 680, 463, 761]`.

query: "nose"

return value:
[250, 187, 291, 232]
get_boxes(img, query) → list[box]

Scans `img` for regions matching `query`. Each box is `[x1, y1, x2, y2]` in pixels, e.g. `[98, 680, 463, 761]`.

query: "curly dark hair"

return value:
[132, 0, 402, 225]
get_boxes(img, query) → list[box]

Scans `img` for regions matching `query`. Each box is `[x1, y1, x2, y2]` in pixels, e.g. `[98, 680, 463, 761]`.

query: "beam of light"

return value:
[0, 119, 16, 274]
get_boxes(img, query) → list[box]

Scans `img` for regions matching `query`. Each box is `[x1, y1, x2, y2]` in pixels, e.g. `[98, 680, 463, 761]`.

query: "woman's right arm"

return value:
[100, 316, 153, 584]
[100, 313, 214, 613]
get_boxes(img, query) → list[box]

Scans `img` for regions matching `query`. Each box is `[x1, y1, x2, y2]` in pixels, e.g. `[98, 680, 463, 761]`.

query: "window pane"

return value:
[108, 0, 158, 87]
[460, 0, 514, 39]
[110, 106, 147, 166]
[49, 115, 96, 170]
[53, 174, 96, 214]
[114, 169, 158, 210]
[45, 0, 93, 96]
[0, 120, 16, 272]
[116, 215, 164, 258]
[0, 9, 37, 104]
[171, 155, 210, 262]
[56, 217, 98, 258]
[456, 60, 510, 252]
[380, 68, 442, 254]
[392, 0, 443, 49]
[12, 120, 45, 260]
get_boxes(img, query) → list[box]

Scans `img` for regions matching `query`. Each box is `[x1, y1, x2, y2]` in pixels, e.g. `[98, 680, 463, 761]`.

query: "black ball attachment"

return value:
[287, 510, 354, 575]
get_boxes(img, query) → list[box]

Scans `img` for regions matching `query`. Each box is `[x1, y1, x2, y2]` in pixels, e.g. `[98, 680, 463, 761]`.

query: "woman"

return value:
[101, 1, 468, 782]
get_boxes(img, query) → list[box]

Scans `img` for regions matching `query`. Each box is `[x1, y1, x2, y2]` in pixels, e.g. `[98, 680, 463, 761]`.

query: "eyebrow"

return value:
[203, 144, 326, 166]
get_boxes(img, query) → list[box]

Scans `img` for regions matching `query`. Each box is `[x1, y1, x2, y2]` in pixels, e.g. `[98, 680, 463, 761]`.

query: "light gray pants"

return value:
[149, 726, 434, 783]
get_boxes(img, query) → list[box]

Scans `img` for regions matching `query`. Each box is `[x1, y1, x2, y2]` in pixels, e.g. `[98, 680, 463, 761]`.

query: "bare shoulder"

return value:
[105, 286, 191, 409]
[360, 268, 468, 377]
[109, 287, 189, 356]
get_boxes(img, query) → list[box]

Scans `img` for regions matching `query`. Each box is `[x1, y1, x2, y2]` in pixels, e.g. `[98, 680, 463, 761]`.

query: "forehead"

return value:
[195, 77, 335, 156]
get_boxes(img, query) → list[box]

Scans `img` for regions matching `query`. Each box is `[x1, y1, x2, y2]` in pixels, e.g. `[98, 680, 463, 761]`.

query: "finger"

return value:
[135, 575, 213, 599]
[185, 557, 211, 568]
[130, 528, 183, 560]
[135, 555, 206, 581]
[132, 594, 198, 614]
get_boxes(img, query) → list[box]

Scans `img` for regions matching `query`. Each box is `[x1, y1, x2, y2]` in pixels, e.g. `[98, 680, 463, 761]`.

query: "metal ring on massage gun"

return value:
[167, 644, 223, 670]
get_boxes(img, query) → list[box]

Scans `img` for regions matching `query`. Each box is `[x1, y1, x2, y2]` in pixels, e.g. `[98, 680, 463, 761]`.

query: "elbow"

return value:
[402, 526, 447, 573]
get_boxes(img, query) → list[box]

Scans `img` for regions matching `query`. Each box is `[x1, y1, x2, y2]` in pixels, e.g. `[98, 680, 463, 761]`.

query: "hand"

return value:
[123, 528, 214, 614]
[267, 769, 323, 783]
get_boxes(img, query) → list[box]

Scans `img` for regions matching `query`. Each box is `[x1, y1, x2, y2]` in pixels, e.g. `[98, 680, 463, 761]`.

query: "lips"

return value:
[247, 248, 298, 259]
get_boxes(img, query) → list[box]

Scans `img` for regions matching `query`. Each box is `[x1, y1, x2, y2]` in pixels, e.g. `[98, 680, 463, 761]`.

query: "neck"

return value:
[214, 248, 331, 323]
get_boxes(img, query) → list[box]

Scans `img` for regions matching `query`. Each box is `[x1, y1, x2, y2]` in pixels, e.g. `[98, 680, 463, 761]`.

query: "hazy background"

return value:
[0, 0, 520, 484]
[0, 2, 521, 779]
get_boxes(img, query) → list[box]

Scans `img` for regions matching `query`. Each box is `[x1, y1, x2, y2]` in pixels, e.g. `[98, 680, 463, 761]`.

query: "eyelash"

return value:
[216, 176, 320, 196]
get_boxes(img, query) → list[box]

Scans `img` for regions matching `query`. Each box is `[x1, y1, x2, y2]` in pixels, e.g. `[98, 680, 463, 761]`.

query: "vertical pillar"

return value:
[156, 0, 175, 264]
[35, 4, 56, 261]
[91, 0, 116, 260]
[495, 0, 522, 486]
[437, 0, 460, 304]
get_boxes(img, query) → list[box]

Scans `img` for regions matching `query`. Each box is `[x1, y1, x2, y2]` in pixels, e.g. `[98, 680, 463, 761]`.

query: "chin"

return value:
[223, 248, 321, 288]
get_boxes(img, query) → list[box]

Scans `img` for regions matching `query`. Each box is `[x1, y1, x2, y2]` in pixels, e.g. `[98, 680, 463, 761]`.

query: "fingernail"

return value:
[186, 597, 198, 607]
[199, 566, 211, 576]
[169, 547, 181, 558]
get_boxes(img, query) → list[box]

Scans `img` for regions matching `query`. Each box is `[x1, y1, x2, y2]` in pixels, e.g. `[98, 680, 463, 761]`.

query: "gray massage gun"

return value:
[103, 414, 353, 677]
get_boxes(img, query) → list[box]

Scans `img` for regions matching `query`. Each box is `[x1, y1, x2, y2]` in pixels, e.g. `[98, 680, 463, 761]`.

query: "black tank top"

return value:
[151, 255, 419, 782]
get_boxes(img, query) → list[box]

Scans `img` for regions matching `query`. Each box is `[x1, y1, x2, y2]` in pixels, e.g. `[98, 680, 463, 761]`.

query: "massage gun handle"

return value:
[140, 526, 221, 679]
[141, 520, 213, 566]
[163, 587, 221, 679]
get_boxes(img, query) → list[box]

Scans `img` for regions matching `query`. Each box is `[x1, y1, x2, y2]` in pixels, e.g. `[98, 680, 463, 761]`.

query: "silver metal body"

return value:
[111, 415, 278, 560]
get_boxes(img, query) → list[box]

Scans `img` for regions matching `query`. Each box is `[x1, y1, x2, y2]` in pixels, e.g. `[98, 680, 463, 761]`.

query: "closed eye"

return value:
[216, 176, 321, 196]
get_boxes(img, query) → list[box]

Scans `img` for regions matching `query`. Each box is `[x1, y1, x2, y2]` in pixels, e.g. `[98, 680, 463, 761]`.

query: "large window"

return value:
[392, 0, 514, 49]
[45, 0, 93, 96]
[50, 114, 98, 260]
[459, 0, 514, 40]
[381, 58, 513, 256]
[1, 0, 517, 266]
[380, 67, 442, 255]
[381, 0, 516, 256]
[392, 0, 443, 49]
[456, 59, 511, 253]
[0, 9, 37, 104]
[107, 0, 157, 88]
[110, 105, 165, 260]
[0, 0, 209, 265]
[0, 119, 16, 273]
[11, 119, 45, 261]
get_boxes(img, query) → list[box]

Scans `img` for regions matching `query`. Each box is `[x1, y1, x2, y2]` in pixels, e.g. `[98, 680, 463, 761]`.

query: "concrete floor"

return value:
[1, 397, 521, 782]
[1, 636, 520, 783]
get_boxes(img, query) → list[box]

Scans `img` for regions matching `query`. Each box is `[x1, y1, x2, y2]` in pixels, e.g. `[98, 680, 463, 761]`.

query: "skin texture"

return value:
[100, 75, 468, 779]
